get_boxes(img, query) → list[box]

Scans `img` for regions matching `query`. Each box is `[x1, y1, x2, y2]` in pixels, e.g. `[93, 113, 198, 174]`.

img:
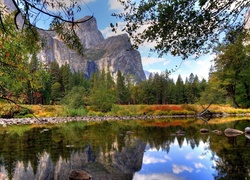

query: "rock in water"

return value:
[224, 128, 243, 137]
[211, 130, 222, 135]
[200, 128, 209, 133]
[245, 127, 250, 134]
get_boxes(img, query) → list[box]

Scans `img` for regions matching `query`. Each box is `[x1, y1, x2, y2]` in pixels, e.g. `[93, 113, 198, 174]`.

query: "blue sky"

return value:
[51, 0, 215, 81]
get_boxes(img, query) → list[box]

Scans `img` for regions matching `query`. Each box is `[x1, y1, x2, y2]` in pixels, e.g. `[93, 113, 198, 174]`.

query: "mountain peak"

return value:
[38, 16, 146, 82]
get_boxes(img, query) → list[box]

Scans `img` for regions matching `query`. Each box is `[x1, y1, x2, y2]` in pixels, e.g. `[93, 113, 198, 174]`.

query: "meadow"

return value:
[1, 103, 250, 118]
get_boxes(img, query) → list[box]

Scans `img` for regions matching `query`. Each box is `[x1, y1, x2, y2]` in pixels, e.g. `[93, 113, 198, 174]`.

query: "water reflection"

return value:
[134, 138, 215, 180]
[0, 118, 249, 179]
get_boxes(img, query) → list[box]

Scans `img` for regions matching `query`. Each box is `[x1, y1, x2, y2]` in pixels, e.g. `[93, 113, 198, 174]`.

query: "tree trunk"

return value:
[199, 100, 214, 117]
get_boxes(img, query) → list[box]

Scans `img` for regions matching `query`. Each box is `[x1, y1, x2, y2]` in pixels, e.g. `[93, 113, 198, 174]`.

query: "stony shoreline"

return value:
[0, 113, 249, 127]
[0, 114, 196, 126]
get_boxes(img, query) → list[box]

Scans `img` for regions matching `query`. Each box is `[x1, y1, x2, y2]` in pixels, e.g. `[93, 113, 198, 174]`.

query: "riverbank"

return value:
[1, 112, 250, 126]
[0, 115, 194, 126]
[1, 104, 250, 126]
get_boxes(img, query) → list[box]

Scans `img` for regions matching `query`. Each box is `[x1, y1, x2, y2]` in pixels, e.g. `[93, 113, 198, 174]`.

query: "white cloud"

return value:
[101, 21, 155, 49]
[143, 155, 167, 164]
[142, 57, 167, 66]
[108, 0, 124, 11]
[194, 162, 207, 169]
[198, 155, 207, 160]
[163, 60, 171, 66]
[164, 155, 172, 161]
[101, 21, 127, 38]
[172, 164, 193, 174]
[185, 152, 193, 160]
[195, 55, 215, 77]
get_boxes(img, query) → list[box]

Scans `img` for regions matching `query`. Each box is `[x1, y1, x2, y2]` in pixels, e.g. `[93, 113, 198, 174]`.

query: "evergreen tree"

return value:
[89, 71, 116, 112]
[26, 53, 50, 104]
[166, 78, 176, 104]
[187, 73, 200, 103]
[175, 75, 185, 104]
[116, 70, 129, 104]
[49, 61, 61, 85]
[60, 63, 72, 94]
[51, 82, 62, 103]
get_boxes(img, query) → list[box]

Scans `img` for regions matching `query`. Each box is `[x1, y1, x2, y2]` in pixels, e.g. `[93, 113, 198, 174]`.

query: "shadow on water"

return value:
[0, 117, 249, 179]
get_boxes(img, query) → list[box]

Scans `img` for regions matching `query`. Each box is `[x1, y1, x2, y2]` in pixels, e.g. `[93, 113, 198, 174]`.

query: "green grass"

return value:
[67, 108, 87, 117]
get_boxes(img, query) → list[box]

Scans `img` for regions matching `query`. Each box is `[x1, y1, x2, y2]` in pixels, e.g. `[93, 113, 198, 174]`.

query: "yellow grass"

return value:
[0, 103, 250, 118]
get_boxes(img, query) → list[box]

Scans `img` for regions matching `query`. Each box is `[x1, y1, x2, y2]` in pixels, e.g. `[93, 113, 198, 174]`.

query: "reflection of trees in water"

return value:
[137, 124, 207, 151]
[208, 121, 250, 180]
[213, 146, 249, 179]
[137, 120, 250, 179]
[0, 119, 249, 179]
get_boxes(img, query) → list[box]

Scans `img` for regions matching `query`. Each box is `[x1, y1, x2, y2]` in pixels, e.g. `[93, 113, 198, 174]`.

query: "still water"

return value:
[0, 117, 249, 180]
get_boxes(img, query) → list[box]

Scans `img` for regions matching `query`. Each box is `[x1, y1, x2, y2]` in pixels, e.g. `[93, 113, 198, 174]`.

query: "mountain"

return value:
[37, 16, 146, 82]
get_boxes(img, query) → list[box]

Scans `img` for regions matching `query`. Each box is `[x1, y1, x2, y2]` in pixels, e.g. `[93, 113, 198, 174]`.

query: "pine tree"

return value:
[89, 71, 116, 112]
[116, 70, 129, 104]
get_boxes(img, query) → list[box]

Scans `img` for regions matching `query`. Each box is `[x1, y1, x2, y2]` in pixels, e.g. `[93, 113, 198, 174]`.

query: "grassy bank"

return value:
[1, 103, 250, 118]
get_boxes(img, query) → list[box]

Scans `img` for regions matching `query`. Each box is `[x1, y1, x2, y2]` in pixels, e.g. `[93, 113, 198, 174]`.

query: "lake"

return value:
[0, 117, 249, 180]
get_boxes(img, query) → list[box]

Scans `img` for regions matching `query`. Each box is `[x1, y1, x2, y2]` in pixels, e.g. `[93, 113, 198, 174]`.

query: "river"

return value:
[0, 117, 249, 179]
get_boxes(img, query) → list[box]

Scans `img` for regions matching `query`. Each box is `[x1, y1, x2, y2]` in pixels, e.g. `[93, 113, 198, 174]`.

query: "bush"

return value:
[67, 108, 87, 117]
[13, 107, 33, 118]
[61, 86, 86, 109]
[110, 104, 122, 114]
[0, 104, 34, 118]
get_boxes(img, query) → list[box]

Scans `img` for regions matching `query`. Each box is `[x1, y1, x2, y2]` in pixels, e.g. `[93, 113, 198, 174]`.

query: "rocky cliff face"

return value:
[38, 16, 146, 82]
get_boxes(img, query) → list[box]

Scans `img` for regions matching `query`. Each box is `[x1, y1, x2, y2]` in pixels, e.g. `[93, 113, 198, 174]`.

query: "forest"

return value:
[0, 3, 250, 116]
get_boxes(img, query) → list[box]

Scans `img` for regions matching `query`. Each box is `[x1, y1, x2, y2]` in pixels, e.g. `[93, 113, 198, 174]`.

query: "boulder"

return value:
[69, 169, 91, 180]
[200, 128, 209, 133]
[211, 130, 222, 135]
[224, 128, 243, 137]
[245, 127, 250, 134]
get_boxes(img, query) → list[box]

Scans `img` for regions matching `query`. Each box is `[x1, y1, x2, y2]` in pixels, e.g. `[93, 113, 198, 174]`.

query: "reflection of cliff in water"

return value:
[0, 139, 146, 180]
[0, 119, 249, 179]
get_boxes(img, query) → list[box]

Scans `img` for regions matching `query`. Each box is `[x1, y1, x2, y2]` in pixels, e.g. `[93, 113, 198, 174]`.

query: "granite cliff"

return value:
[37, 16, 146, 82]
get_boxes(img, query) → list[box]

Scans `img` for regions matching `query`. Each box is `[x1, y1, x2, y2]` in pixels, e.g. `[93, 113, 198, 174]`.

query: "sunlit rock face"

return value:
[75, 16, 105, 49]
[4, 139, 146, 180]
[37, 16, 146, 82]
[95, 34, 146, 83]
